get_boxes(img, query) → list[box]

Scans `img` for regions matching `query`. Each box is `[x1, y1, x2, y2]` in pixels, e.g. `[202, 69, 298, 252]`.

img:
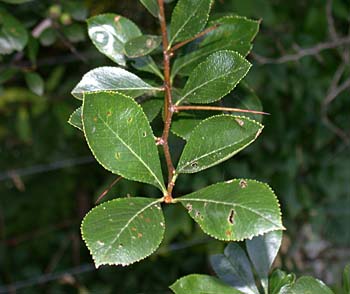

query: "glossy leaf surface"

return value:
[139, 0, 159, 17]
[177, 179, 284, 241]
[72, 66, 162, 99]
[82, 91, 166, 193]
[0, 7, 28, 54]
[132, 56, 164, 80]
[286, 277, 334, 294]
[170, 274, 240, 294]
[269, 269, 295, 294]
[210, 243, 259, 294]
[169, 0, 212, 46]
[176, 51, 251, 105]
[172, 15, 259, 77]
[246, 230, 283, 293]
[87, 14, 141, 66]
[141, 98, 163, 122]
[68, 107, 83, 131]
[81, 197, 164, 267]
[176, 115, 263, 174]
[125, 35, 162, 58]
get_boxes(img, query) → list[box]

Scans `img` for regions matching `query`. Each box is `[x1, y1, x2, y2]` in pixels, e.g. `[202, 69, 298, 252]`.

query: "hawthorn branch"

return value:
[170, 24, 219, 53]
[174, 105, 269, 115]
[158, 0, 175, 202]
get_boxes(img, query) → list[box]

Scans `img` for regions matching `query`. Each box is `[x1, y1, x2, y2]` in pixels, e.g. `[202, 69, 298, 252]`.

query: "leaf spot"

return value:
[195, 210, 201, 218]
[146, 38, 154, 48]
[115, 152, 121, 160]
[225, 229, 232, 237]
[118, 243, 123, 248]
[137, 232, 143, 238]
[127, 117, 133, 124]
[190, 162, 198, 168]
[228, 209, 235, 225]
[186, 203, 193, 212]
[93, 116, 98, 122]
[131, 227, 137, 232]
[235, 118, 244, 126]
[107, 111, 112, 117]
[114, 15, 121, 22]
[145, 217, 151, 223]
[239, 179, 248, 188]
[97, 240, 105, 246]
[143, 131, 147, 137]
[160, 222, 164, 227]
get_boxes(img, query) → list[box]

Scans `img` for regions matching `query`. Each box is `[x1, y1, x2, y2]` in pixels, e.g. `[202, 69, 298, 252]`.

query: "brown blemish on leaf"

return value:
[186, 203, 193, 213]
[107, 111, 112, 117]
[115, 152, 121, 160]
[137, 232, 143, 238]
[131, 227, 137, 232]
[145, 218, 151, 223]
[114, 15, 121, 22]
[235, 118, 244, 126]
[225, 229, 232, 237]
[127, 117, 133, 123]
[195, 211, 201, 218]
[228, 209, 235, 225]
[239, 179, 248, 188]
[93, 116, 98, 122]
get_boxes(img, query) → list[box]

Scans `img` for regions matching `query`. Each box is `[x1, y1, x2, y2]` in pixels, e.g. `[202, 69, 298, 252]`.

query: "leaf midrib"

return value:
[99, 114, 165, 191]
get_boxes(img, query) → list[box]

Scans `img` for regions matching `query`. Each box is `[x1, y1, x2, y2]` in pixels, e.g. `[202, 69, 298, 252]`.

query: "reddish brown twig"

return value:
[174, 105, 269, 115]
[170, 24, 219, 53]
[158, 0, 176, 203]
[95, 176, 123, 204]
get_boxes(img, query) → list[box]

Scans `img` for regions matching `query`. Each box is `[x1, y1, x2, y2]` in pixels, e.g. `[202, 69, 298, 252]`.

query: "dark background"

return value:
[0, 0, 349, 293]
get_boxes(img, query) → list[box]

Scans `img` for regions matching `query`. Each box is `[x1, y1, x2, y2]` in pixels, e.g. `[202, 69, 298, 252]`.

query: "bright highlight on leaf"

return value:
[72, 66, 163, 99]
[81, 197, 165, 267]
[87, 14, 141, 66]
[169, 0, 212, 46]
[176, 115, 263, 174]
[82, 91, 166, 193]
[177, 179, 284, 241]
[176, 51, 251, 105]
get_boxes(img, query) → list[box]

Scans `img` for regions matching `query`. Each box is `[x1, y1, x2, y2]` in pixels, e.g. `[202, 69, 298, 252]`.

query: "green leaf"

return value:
[269, 270, 295, 294]
[139, 0, 159, 17]
[176, 115, 263, 174]
[24, 72, 44, 96]
[0, 68, 18, 84]
[124, 35, 162, 58]
[87, 14, 141, 66]
[210, 243, 259, 294]
[38, 28, 57, 47]
[132, 56, 164, 80]
[62, 23, 86, 43]
[72, 66, 163, 100]
[0, 7, 28, 55]
[343, 264, 350, 293]
[81, 197, 165, 267]
[246, 230, 283, 293]
[169, 0, 212, 46]
[177, 179, 284, 241]
[176, 51, 251, 105]
[68, 107, 82, 131]
[170, 274, 240, 294]
[141, 98, 163, 122]
[82, 91, 166, 193]
[171, 15, 259, 78]
[0, 0, 33, 4]
[287, 277, 334, 294]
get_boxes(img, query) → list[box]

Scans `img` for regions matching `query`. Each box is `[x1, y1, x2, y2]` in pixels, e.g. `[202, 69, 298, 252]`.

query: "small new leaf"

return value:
[169, 0, 212, 46]
[176, 115, 263, 174]
[177, 179, 284, 241]
[124, 35, 162, 58]
[81, 197, 165, 267]
[87, 14, 141, 66]
[82, 91, 166, 193]
[170, 274, 241, 294]
[176, 51, 251, 105]
[72, 66, 163, 99]
[68, 107, 82, 131]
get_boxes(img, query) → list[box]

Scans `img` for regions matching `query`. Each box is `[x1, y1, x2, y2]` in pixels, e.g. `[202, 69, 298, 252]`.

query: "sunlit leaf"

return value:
[177, 179, 284, 241]
[176, 115, 263, 174]
[169, 0, 212, 46]
[82, 91, 166, 193]
[81, 197, 165, 267]
[87, 14, 141, 66]
[72, 66, 163, 99]
[176, 51, 251, 105]
[170, 274, 240, 294]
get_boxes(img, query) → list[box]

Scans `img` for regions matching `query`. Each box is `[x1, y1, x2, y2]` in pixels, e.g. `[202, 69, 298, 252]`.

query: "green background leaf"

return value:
[82, 91, 166, 193]
[170, 274, 240, 294]
[210, 243, 259, 294]
[71, 66, 162, 99]
[176, 50, 251, 105]
[139, 0, 159, 17]
[87, 13, 141, 65]
[169, 0, 212, 46]
[24, 72, 44, 96]
[81, 197, 165, 267]
[176, 115, 263, 174]
[287, 276, 334, 294]
[177, 179, 284, 241]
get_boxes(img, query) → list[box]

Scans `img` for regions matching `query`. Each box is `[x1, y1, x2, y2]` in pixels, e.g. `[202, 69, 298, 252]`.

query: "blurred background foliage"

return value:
[0, 0, 349, 293]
